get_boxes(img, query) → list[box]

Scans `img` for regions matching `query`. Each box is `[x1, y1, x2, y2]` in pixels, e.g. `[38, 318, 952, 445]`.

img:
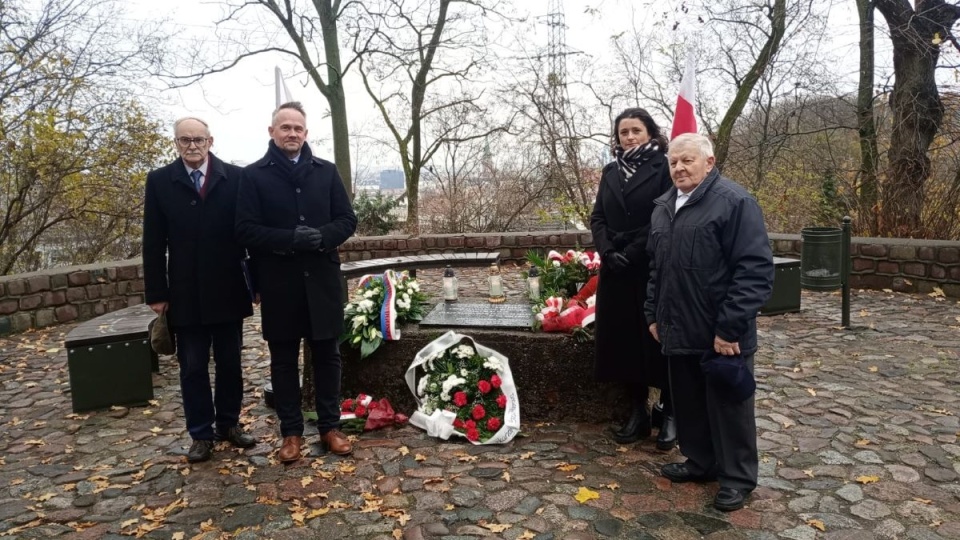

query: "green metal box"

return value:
[761, 257, 801, 316]
[67, 338, 154, 412]
[64, 305, 158, 412]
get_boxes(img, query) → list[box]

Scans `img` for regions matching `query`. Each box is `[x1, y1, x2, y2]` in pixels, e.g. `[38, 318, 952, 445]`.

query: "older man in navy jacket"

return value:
[143, 117, 256, 463]
[236, 102, 357, 464]
[645, 133, 774, 512]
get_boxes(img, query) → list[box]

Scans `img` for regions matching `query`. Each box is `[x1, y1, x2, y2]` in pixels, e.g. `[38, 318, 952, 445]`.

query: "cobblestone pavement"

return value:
[1, 270, 959, 539]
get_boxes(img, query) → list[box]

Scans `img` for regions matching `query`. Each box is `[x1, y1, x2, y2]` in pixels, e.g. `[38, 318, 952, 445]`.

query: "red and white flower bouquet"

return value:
[405, 331, 520, 444]
[339, 393, 409, 433]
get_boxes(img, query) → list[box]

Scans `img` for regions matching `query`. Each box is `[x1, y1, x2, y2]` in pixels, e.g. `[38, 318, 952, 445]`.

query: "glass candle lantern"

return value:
[488, 263, 505, 303]
[442, 265, 458, 302]
[527, 265, 540, 301]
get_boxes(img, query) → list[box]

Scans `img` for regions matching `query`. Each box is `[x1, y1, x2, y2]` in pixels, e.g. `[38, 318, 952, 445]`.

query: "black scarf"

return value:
[614, 140, 660, 181]
[267, 140, 314, 184]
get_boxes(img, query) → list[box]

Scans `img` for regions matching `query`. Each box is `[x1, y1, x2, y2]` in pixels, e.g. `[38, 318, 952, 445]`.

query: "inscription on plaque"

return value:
[420, 302, 533, 329]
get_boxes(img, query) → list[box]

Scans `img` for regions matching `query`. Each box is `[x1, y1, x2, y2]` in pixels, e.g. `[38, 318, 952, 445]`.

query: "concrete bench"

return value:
[64, 304, 158, 412]
[341, 251, 501, 279]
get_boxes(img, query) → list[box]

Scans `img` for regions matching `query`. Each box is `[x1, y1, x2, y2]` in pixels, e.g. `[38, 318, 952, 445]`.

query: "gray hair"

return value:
[272, 101, 306, 124]
[668, 133, 714, 159]
[173, 116, 211, 137]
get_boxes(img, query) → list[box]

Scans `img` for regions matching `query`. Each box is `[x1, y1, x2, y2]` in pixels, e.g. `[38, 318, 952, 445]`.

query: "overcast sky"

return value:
[127, 0, 861, 169]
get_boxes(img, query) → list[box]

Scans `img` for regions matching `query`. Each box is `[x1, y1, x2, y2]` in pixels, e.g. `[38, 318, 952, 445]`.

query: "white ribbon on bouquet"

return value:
[405, 330, 521, 445]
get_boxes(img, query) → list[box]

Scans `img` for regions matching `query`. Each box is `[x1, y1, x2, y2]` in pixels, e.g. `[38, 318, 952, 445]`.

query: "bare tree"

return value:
[873, 0, 960, 237]
[856, 0, 880, 235]
[347, 0, 509, 233]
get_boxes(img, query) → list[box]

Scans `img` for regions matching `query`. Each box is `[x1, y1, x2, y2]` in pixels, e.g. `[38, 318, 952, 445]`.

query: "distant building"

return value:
[379, 169, 404, 190]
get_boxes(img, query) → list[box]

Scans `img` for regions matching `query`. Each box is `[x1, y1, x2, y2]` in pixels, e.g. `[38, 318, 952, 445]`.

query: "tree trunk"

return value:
[319, 0, 354, 199]
[714, 0, 786, 169]
[856, 0, 879, 236]
[875, 0, 960, 237]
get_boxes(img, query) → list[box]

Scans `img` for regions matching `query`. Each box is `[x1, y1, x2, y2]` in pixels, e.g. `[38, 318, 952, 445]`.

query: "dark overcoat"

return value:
[589, 153, 673, 384]
[142, 153, 253, 328]
[644, 169, 774, 356]
[236, 143, 357, 342]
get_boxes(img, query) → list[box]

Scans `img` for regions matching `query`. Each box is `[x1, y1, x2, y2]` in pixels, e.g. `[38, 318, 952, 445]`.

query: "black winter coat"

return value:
[236, 142, 357, 342]
[644, 169, 774, 356]
[589, 154, 673, 384]
[142, 154, 253, 328]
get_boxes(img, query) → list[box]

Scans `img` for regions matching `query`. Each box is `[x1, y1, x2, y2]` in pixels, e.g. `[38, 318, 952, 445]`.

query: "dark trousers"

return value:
[668, 353, 758, 491]
[268, 338, 341, 437]
[174, 321, 244, 441]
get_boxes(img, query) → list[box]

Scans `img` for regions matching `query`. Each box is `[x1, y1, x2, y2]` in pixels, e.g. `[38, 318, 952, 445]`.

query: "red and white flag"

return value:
[671, 54, 697, 139]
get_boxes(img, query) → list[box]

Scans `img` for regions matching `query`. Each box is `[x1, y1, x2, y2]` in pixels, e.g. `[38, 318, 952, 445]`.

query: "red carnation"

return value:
[487, 417, 501, 431]
[453, 391, 468, 407]
[496, 394, 507, 408]
[478, 380, 492, 395]
[453, 418, 465, 429]
[341, 399, 354, 411]
[471, 404, 486, 420]
[354, 405, 368, 417]
[466, 428, 480, 442]
[368, 400, 380, 409]
[490, 374, 502, 389]
[465, 420, 476, 430]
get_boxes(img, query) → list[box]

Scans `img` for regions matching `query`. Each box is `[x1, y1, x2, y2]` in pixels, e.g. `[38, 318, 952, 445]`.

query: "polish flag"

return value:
[670, 54, 697, 139]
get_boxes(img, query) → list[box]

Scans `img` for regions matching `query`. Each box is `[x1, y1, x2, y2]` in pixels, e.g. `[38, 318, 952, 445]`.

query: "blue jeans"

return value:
[268, 338, 341, 437]
[174, 321, 244, 440]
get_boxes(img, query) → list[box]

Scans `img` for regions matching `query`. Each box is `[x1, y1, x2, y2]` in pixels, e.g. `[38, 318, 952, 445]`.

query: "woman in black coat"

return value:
[590, 108, 675, 448]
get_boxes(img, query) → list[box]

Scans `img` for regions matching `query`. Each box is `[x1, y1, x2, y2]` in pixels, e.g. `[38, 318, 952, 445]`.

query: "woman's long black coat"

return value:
[142, 153, 253, 328]
[236, 146, 357, 342]
[589, 153, 673, 385]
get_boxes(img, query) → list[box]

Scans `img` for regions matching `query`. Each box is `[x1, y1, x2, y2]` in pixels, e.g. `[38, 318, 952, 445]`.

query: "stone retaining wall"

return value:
[2, 232, 959, 336]
[767, 233, 960, 297]
[0, 260, 144, 336]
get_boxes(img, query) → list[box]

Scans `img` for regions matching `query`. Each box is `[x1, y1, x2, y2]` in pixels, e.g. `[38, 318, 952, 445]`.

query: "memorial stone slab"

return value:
[420, 302, 533, 329]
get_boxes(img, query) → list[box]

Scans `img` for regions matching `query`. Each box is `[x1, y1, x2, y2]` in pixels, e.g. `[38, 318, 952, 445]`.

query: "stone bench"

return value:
[64, 304, 158, 412]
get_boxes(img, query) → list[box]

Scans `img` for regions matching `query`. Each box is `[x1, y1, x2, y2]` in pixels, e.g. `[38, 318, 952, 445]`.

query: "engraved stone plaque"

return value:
[420, 302, 533, 329]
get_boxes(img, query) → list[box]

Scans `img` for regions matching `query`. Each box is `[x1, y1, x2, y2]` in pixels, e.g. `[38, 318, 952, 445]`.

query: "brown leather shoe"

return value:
[320, 430, 353, 456]
[278, 436, 303, 463]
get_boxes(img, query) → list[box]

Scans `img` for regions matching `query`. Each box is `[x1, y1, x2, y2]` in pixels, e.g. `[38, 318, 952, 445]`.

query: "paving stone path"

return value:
[0, 269, 958, 539]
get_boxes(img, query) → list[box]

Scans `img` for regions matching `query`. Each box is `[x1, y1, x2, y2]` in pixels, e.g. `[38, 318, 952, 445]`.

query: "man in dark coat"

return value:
[645, 133, 774, 512]
[236, 102, 357, 463]
[143, 117, 256, 463]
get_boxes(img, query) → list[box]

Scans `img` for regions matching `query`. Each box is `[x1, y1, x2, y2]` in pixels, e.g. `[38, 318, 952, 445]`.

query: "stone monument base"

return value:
[340, 324, 633, 422]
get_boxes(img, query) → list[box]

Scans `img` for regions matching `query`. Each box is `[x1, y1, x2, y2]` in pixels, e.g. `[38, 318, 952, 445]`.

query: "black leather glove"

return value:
[605, 251, 631, 273]
[292, 225, 324, 251]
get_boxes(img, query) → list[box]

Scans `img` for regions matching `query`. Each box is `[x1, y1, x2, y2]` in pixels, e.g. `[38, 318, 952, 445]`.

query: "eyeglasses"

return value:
[175, 137, 209, 147]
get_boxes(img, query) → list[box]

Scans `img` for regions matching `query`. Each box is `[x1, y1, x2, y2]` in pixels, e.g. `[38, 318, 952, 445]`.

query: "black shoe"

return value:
[651, 401, 664, 427]
[216, 426, 256, 449]
[660, 462, 716, 483]
[714, 487, 751, 512]
[655, 413, 677, 451]
[187, 440, 214, 463]
[612, 410, 651, 444]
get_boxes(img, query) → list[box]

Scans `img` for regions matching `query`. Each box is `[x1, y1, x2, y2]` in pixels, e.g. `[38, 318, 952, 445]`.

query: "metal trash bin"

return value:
[800, 227, 842, 290]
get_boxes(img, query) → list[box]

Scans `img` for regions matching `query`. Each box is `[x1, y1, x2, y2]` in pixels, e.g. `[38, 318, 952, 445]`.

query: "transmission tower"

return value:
[544, 0, 571, 123]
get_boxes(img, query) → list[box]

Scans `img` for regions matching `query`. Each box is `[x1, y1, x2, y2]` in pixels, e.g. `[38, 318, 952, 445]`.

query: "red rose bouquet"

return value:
[339, 393, 409, 433]
[406, 332, 520, 444]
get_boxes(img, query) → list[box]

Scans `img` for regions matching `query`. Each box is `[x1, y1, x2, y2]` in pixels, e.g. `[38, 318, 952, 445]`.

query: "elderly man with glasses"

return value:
[142, 117, 256, 463]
